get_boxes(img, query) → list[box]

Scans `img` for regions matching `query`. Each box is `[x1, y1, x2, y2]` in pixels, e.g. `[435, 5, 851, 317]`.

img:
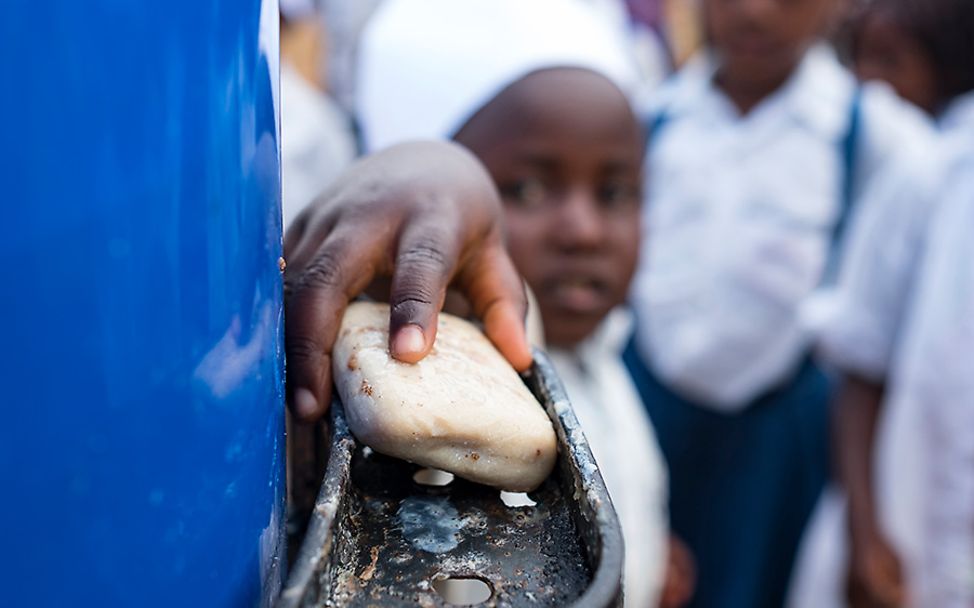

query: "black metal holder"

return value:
[278, 351, 623, 607]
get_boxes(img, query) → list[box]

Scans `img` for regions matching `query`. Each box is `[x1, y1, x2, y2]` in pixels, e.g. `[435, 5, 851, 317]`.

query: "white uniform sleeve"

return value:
[811, 152, 940, 380]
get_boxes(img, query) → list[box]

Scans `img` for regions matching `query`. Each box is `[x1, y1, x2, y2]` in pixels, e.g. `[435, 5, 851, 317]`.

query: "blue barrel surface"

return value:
[0, 1, 286, 606]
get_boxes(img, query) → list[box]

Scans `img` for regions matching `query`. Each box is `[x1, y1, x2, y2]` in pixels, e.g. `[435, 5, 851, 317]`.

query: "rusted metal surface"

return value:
[279, 351, 623, 608]
[286, 411, 331, 565]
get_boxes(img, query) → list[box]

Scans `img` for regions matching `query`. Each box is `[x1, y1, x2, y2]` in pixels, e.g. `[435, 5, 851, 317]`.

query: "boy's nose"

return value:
[736, 0, 776, 22]
[553, 188, 606, 250]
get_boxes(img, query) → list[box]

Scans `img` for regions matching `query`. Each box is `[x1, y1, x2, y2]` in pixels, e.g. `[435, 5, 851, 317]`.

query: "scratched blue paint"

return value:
[0, 1, 286, 606]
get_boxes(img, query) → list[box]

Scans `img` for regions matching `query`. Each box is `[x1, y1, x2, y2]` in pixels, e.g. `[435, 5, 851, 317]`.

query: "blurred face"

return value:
[855, 10, 938, 114]
[706, 0, 837, 95]
[454, 68, 644, 349]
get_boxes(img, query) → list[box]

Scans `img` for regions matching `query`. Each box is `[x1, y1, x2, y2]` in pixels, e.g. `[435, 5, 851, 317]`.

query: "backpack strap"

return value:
[821, 87, 864, 284]
[644, 109, 671, 149]
[832, 86, 864, 248]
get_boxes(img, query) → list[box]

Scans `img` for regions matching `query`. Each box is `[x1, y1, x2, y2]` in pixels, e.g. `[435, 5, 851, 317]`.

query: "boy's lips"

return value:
[725, 34, 781, 58]
[542, 276, 610, 315]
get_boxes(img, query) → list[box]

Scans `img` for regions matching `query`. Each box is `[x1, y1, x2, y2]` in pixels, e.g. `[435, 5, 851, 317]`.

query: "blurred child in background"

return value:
[621, 0, 706, 110]
[356, 1, 693, 605]
[279, 0, 355, 228]
[625, 0, 706, 72]
[317, 0, 385, 115]
[795, 97, 974, 608]
[851, 0, 974, 122]
[623, 0, 934, 605]
[790, 2, 974, 606]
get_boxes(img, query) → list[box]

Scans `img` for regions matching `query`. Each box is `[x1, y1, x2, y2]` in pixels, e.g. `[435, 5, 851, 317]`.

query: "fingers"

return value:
[388, 221, 460, 362]
[458, 241, 533, 371]
[284, 232, 378, 422]
[284, 141, 531, 416]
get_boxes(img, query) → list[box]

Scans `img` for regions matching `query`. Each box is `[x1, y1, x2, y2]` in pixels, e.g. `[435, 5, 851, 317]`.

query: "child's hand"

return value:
[283, 141, 532, 422]
[847, 528, 908, 608]
[659, 534, 695, 608]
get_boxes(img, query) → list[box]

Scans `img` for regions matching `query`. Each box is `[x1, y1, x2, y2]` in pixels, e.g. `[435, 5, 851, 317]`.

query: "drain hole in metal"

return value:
[413, 468, 454, 486]
[500, 491, 537, 507]
[432, 576, 493, 605]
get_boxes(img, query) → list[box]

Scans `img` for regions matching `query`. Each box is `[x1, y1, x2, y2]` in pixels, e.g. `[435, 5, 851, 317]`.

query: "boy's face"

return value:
[455, 68, 644, 349]
[706, 0, 838, 88]
[855, 10, 937, 114]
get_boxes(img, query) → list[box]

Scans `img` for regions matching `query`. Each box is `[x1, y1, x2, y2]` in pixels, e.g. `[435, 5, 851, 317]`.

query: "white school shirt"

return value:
[790, 91, 974, 608]
[631, 45, 932, 409]
[280, 61, 356, 229]
[548, 309, 669, 608]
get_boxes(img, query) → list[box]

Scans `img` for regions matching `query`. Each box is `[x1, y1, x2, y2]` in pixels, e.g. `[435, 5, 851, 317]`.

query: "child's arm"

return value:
[658, 534, 695, 608]
[813, 147, 942, 607]
[834, 376, 907, 607]
[283, 141, 532, 422]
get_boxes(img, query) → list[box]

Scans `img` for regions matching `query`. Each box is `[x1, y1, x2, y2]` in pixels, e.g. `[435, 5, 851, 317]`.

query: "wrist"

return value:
[847, 507, 881, 549]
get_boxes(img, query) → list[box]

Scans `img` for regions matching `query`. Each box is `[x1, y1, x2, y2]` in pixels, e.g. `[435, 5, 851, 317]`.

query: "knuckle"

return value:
[509, 279, 528, 313]
[390, 297, 434, 331]
[391, 297, 433, 315]
[286, 336, 323, 363]
[399, 240, 451, 273]
[477, 294, 506, 318]
[392, 288, 435, 311]
[294, 249, 345, 293]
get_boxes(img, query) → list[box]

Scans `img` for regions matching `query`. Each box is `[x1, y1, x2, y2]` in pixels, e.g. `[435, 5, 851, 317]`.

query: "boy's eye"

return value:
[598, 181, 640, 210]
[501, 178, 548, 209]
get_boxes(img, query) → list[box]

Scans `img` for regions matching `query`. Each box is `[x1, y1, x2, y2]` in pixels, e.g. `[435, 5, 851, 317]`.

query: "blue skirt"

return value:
[623, 337, 831, 608]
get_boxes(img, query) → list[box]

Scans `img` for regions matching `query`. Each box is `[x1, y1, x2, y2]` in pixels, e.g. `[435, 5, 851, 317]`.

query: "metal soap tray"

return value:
[278, 351, 623, 607]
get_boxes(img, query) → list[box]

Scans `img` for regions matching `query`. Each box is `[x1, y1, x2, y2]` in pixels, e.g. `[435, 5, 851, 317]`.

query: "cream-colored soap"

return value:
[332, 302, 556, 492]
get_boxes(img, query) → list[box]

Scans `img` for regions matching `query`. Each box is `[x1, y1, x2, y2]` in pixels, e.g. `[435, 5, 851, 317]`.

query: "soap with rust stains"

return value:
[332, 302, 557, 492]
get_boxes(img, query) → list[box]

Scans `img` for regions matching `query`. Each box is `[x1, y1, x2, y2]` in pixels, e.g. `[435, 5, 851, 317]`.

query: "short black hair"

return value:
[849, 0, 974, 110]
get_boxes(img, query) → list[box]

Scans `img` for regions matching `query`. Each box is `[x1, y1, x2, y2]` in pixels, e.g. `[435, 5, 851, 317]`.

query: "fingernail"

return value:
[294, 388, 319, 420]
[392, 324, 426, 359]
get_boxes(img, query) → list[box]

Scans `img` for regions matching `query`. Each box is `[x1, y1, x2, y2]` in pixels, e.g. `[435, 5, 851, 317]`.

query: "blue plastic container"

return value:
[0, 1, 286, 606]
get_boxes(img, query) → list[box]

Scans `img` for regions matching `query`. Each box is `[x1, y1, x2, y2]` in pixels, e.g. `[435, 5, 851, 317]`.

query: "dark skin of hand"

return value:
[834, 375, 908, 608]
[283, 141, 533, 422]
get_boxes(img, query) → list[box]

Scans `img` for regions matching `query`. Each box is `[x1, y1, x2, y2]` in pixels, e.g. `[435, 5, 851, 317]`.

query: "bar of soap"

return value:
[332, 302, 557, 492]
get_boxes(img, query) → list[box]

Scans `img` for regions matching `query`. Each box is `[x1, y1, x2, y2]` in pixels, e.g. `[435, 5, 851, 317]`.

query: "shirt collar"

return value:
[572, 307, 635, 365]
[785, 45, 856, 140]
[547, 307, 635, 376]
[655, 44, 855, 142]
